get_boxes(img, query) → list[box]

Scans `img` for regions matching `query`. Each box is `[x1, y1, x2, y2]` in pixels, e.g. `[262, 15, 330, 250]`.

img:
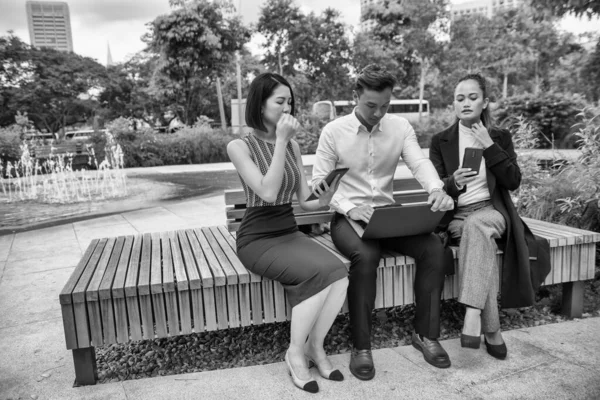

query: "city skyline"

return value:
[0, 0, 597, 66]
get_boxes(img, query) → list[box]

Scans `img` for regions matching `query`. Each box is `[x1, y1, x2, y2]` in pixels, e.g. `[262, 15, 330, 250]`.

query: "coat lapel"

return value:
[438, 122, 460, 174]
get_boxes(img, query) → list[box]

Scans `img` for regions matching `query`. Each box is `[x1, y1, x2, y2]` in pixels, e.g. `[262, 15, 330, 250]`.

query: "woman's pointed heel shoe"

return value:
[285, 351, 319, 393]
[460, 333, 481, 349]
[307, 356, 344, 381]
[484, 337, 507, 359]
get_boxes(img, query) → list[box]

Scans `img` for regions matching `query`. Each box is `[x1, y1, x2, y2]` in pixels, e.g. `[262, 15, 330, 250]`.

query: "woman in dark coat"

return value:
[429, 73, 550, 360]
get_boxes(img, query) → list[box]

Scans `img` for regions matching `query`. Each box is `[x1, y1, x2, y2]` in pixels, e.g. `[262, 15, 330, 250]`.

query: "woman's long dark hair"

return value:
[456, 73, 493, 129]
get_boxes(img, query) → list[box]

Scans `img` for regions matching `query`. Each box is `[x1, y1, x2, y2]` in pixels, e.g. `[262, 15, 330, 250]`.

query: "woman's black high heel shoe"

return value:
[285, 351, 319, 393]
[307, 356, 344, 381]
[484, 337, 507, 359]
[460, 333, 481, 349]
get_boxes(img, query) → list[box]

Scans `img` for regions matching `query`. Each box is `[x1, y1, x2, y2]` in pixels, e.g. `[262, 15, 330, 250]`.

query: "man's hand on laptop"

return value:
[348, 205, 374, 223]
[427, 189, 454, 212]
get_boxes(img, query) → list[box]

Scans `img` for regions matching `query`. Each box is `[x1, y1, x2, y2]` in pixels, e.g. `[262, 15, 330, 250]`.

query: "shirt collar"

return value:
[352, 108, 383, 135]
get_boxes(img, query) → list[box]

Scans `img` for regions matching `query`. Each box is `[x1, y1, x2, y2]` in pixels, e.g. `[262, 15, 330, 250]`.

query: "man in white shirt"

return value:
[312, 64, 455, 380]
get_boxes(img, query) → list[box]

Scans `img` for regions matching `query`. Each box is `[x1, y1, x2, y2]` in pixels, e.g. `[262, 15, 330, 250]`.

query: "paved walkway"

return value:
[1, 153, 598, 400]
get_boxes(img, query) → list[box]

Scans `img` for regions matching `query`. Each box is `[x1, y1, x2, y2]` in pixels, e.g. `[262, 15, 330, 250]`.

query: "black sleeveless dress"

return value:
[235, 134, 347, 308]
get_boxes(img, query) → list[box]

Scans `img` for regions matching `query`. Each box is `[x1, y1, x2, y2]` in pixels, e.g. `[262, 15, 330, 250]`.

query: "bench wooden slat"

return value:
[205, 227, 243, 328]
[113, 236, 134, 343]
[99, 237, 126, 345]
[197, 228, 233, 329]
[184, 230, 214, 287]
[151, 233, 168, 338]
[178, 230, 203, 291]
[525, 217, 600, 244]
[60, 239, 100, 305]
[202, 227, 239, 285]
[124, 235, 143, 341]
[211, 226, 251, 284]
[159, 232, 179, 336]
[138, 234, 154, 340]
[170, 231, 193, 335]
[217, 227, 262, 283]
[194, 229, 226, 287]
[60, 239, 100, 350]
[86, 238, 117, 346]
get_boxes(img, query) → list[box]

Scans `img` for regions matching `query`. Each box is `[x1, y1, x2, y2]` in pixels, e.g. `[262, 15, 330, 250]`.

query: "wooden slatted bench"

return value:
[59, 180, 600, 387]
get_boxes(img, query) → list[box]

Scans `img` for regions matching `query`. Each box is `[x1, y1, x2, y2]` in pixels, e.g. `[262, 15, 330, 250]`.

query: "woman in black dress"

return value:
[227, 73, 349, 394]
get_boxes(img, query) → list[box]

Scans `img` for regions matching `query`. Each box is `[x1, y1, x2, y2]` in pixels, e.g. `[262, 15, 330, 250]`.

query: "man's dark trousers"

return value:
[331, 213, 448, 349]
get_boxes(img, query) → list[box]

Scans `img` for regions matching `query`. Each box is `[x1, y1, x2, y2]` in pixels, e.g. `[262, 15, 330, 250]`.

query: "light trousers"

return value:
[448, 201, 506, 333]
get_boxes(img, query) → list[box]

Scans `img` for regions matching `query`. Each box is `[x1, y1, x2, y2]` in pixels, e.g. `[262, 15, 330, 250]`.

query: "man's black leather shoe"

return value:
[411, 332, 451, 369]
[349, 349, 375, 380]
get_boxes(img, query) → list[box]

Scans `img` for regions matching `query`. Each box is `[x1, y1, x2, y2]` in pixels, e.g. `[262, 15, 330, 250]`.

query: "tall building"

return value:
[26, 1, 73, 52]
[450, 0, 522, 20]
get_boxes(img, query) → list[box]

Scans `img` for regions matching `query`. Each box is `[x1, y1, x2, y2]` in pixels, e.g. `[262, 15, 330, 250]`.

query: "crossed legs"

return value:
[449, 204, 506, 344]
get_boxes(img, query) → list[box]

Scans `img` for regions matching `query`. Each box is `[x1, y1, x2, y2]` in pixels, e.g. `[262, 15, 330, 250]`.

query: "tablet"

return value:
[306, 168, 349, 201]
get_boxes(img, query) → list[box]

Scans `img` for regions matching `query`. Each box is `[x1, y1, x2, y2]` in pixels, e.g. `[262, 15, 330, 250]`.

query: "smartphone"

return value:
[461, 147, 484, 175]
[306, 168, 349, 201]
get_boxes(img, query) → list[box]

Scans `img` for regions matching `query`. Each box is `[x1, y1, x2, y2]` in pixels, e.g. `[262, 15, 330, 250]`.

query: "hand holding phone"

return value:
[306, 168, 349, 201]
[461, 147, 484, 175]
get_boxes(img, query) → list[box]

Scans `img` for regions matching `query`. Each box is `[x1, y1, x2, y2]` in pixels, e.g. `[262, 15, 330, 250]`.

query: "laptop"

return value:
[346, 202, 446, 239]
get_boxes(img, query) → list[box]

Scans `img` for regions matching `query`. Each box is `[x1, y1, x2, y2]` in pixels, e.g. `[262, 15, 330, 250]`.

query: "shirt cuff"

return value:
[427, 183, 445, 194]
[335, 198, 358, 216]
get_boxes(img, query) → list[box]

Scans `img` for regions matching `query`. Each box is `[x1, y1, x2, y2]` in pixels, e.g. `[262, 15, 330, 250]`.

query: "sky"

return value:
[0, 0, 598, 66]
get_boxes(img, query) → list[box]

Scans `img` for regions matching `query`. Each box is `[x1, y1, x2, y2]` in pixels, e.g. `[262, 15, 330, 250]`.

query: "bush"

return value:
[95, 118, 238, 168]
[495, 92, 588, 149]
[0, 124, 22, 161]
[515, 107, 600, 232]
[412, 108, 456, 148]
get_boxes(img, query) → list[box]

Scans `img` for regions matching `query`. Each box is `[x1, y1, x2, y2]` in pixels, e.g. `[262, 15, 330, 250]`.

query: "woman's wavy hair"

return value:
[455, 73, 493, 129]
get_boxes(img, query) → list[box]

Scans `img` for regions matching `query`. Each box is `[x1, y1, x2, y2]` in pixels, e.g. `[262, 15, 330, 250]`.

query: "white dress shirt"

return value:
[457, 123, 490, 207]
[312, 110, 444, 215]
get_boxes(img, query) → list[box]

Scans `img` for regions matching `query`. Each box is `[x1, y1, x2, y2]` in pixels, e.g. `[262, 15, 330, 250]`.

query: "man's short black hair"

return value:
[354, 64, 397, 95]
[246, 73, 295, 132]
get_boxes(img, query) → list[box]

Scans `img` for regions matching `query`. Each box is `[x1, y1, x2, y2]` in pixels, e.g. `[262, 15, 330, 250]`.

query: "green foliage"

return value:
[515, 107, 600, 232]
[529, 0, 600, 18]
[580, 38, 600, 102]
[144, 0, 251, 126]
[93, 118, 237, 168]
[495, 92, 587, 148]
[412, 108, 456, 147]
[0, 33, 108, 135]
[257, 0, 352, 104]
[0, 124, 22, 161]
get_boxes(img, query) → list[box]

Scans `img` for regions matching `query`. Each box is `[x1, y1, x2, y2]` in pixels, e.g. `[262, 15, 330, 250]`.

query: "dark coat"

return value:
[430, 122, 551, 309]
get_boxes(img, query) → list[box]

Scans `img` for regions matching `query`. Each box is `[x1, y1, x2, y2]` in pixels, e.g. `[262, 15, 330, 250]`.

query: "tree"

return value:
[580, 38, 600, 102]
[256, 0, 303, 75]
[529, 0, 600, 18]
[364, 0, 449, 118]
[257, 3, 352, 106]
[99, 52, 174, 128]
[0, 33, 108, 135]
[143, 0, 251, 125]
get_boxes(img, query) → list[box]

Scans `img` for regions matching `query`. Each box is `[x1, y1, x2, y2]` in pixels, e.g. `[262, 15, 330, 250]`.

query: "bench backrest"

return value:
[225, 177, 428, 231]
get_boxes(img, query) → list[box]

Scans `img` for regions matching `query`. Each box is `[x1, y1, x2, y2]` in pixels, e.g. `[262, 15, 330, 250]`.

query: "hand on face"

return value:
[275, 114, 300, 143]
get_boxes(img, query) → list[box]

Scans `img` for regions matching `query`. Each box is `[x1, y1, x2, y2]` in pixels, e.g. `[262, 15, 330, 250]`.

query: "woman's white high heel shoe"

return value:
[307, 355, 344, 381]
[285, 351, 319, 393]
